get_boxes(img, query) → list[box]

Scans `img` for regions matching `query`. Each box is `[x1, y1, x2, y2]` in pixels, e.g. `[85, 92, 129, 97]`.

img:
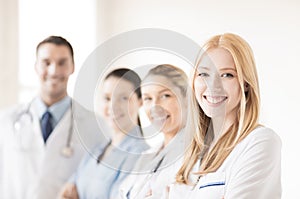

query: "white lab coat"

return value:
[119, 129, 186, 199]
[168, 126, 282, 199]
[0, 100, 109, 199]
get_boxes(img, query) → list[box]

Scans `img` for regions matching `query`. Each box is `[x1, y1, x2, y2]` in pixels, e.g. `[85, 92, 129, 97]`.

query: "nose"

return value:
[145, 97, 165, 117]
[47, 63, 59, 76]
[206, 73, 223, 93]
[150, 105, 167, 118]
[151, 97, 162, 107]
[108, 97, 121, 116]
[103, 100, 114, 118]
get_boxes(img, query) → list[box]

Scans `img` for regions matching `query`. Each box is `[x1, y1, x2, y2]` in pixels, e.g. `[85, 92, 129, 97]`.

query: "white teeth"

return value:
[150, 109, 168, 120]
[47, 78, 60, 83]
[110, 114, 123, 120]
[152, 115, 167, 121]
[206, 96, 226, 104]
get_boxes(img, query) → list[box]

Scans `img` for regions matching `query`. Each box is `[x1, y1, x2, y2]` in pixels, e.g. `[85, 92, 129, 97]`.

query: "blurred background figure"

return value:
[59, 68, 149, 199]
[119, 64, 188, 198]
[0, 36, 107, 199]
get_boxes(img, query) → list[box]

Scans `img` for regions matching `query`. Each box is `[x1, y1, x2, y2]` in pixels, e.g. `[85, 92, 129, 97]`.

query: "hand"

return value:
[58, 183, 79, 199]
[165, 186, 170, 199]
[144, 189, 153, 198]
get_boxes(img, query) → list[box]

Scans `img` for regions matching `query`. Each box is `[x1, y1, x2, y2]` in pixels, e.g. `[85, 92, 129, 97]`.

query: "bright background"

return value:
[0, 0, 299, 198]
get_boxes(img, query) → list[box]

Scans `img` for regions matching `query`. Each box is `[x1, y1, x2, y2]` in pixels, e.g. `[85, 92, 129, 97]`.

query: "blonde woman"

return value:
[119, 64, 188, 199]
[168, 33, 281, 198]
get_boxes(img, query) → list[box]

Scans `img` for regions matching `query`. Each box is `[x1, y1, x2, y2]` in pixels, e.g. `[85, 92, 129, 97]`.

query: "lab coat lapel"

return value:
[45, 107, 71, 148]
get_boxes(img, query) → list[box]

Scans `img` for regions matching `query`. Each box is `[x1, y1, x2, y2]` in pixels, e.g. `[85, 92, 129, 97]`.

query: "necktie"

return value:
[41, 111, 53, 143]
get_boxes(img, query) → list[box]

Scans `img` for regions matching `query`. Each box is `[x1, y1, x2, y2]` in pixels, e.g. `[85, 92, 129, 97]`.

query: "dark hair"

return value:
[105, 68, 143, 135]
[105, 68, 142, 99]
[36, 36, 74, 63]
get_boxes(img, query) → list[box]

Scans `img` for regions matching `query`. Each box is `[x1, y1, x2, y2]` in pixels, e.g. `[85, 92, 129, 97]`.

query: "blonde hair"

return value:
[176, 33, 260, 184]
[143, 64, 188, 97]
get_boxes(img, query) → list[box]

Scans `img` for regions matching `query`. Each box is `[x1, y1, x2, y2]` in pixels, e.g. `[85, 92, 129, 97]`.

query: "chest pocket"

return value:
[193, 172, 226, 199]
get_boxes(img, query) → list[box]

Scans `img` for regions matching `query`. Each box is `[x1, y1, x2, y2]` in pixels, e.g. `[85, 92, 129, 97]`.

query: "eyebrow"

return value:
[103, 92, 130, 97]
[197, 66, 210, 70]
[219, 67, 237, 72]
[40, 58, 50, 62]
[197, 66, 236, 72]
[40, 57, 69, 62]
[158, 88, 171, 93]
[142, 88, 171, 95]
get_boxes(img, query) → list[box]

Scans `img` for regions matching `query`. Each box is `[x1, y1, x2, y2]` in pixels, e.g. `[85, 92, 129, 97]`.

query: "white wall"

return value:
[0, 0, 19, 109]
[18, 0, 98, 103]
[96, 0, 300, 198]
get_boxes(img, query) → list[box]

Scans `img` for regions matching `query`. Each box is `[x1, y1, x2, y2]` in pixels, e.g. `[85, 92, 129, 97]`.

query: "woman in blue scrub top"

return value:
[59, 68, 149, 199]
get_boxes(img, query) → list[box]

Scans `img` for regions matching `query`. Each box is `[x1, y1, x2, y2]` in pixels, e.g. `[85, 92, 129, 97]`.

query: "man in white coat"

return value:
[0, 36, 108, 199]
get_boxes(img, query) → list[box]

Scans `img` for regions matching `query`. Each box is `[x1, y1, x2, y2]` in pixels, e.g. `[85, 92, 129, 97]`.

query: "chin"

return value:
[205, 111, 226, 119]
[162, 126, 180, 136]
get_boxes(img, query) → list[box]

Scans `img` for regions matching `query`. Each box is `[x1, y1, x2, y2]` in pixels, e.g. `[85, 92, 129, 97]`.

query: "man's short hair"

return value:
[36, 36, 74, 63]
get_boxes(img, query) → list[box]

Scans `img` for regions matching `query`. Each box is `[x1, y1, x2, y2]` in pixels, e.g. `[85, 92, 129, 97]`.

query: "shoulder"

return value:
[122, 127, 150, 153]
[225, 126, 282, 168]
[126, 139, 150, 153]
[71, 100, 111, 150]
[72, 100, 108, 131]
[0, 104, 22, 116]
[72, 100, 94, 118]
[72, 100, 110, 130]
[0, 104, 24, 122]
[0, 104, 25, 141]
[241, 126, 281, 150]
[222, 127, 282, 198]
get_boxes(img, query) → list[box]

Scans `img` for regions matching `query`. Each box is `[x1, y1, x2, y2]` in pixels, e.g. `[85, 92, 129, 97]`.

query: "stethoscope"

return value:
[12, 99, 74, 158]
[125, 155, 166, 198]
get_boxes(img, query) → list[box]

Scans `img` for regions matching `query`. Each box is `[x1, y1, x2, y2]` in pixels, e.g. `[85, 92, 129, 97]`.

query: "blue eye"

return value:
[221, 73, 234, 78]
[198, 72, 209, 77]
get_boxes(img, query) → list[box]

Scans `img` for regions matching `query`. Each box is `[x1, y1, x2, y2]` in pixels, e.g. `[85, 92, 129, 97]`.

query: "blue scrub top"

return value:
[70, 126, 149, 199]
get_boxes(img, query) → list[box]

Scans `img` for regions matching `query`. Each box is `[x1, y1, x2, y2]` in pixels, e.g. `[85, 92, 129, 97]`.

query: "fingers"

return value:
[58, 183, 78, 199]
[165, 186, 170, 199]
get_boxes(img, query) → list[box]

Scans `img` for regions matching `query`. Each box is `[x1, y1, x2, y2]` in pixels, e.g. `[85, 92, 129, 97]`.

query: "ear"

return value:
[138, 98, 143, 107]
[34, 61, 38, 73]
[70, 63, 75, 74]
[244, 82, 249, 92]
